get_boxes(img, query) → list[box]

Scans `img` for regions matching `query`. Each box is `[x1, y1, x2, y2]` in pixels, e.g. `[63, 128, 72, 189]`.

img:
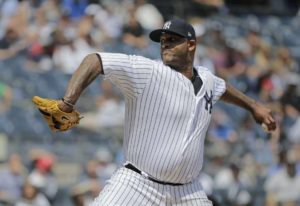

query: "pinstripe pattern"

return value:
[93, 53, 225, 205]
[92, 167, 212, 206]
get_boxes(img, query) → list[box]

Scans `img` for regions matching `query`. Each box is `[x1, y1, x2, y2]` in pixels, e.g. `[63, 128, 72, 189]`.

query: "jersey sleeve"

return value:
[98, 53, 154, 98]
[212, 75, 226, 104]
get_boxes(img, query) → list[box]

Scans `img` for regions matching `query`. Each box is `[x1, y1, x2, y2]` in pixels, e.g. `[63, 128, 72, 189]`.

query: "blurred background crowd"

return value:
[0, 0, 300, 205]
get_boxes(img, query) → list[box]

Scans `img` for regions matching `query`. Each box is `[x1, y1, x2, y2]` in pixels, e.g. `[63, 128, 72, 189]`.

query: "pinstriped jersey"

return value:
[99, 52, 226, 184]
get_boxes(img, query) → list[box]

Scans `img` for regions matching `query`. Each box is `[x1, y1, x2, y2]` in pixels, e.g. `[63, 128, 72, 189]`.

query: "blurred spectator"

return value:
[198, 172, 220, 205]
[15, 178, 50, 206]
[223, 44, 248, 79]
[27, 149, 53, 172]
[244, 31, 273, 82]
[0, 26, 27, 60]
[122, 13, 148, 49]
[189, 0, 225, 16]
[280, 78, 300, 113]
[0, 0, 19, 23]
[91, 2, 123, 43]
[226, 164, 252, 206]
[288, 117, 300, 143]
[71, 159, 102, 206]
[208, 109, 238, 143]
[0, 81, 12, 114]
[39, 0, 62, 22]
[25, 6, 56, 72]
[214, 163, 234, 191]
[253, 43, 272, 73]
[263, 59, 299, 102]
[267, 149, 288, 176]
[204, 23, 226, 50]
[199, 172, 214, 196]
[0, 153, 27, 204]
[71, 148, 117, 206]
[280, 77, 300, 143]
[203, 24, 228, 78]
[27, 155, 58, 203]
[214, 164, 252, 206]
[71, 180, 101, 206]
[52, 28, 96, 74]
[194, 22, 216, 73]
[94, 147, 117, 185]
[76, 14, 98, 51]
[265, 160, 300, 206]
[50, 5, 99, 74]
[214, 163, 252, 206]
[236, 115, 265, 154]
[274, 47, 299, 73]
[134, 0, 164, 31]
[61, 0, 88, 21]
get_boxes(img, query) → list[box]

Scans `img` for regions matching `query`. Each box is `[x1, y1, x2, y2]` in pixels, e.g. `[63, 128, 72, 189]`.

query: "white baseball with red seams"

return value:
[92, 52, 226, 206]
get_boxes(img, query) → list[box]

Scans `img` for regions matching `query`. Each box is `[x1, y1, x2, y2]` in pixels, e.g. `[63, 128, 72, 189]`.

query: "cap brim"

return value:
[149, 29, 185, 42]
[149, 29, 164, 42]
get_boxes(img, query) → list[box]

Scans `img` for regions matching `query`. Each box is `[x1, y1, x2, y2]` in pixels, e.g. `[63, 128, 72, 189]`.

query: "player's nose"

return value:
[161, 42, 169, 49]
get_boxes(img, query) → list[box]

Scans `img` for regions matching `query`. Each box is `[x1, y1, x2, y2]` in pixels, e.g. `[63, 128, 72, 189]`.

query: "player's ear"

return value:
[188, 40, 196, 51]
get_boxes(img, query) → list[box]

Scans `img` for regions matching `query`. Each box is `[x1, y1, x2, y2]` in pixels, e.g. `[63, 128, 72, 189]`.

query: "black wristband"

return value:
[62, 98, 75, 108]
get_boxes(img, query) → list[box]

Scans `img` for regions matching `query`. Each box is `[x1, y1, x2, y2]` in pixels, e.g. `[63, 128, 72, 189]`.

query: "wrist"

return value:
[58, 100, 74, 113]
[62, 98, 75, 107]
[249, 100, 258, 113]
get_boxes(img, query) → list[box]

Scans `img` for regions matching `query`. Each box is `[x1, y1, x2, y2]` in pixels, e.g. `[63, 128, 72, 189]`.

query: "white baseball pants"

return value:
[91, 167, 212, 206]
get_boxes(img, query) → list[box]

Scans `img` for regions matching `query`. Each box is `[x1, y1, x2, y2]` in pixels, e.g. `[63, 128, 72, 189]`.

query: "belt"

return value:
[125, 163, 184, 186]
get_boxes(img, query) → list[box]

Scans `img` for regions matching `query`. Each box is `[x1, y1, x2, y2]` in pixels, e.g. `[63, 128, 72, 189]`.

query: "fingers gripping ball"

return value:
[32, 96, 81, 132]
[261, 123, 270, 133]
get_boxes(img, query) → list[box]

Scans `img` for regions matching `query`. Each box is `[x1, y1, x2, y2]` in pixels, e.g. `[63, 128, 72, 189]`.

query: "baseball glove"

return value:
[32, 96, 81, 132]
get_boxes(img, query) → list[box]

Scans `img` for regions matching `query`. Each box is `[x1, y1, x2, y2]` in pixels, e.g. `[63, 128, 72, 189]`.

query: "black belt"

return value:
[125, 163, 184, 186]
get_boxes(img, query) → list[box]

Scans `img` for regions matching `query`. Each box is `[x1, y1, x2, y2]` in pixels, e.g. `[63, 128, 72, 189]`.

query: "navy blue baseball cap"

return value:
[149, 19, 196, 42]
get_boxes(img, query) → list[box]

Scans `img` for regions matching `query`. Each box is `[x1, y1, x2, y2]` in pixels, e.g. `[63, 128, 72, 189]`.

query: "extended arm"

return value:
[220, 83, 276, 131]
[58, 53, 103, 112]
[32, 53, 104, 132]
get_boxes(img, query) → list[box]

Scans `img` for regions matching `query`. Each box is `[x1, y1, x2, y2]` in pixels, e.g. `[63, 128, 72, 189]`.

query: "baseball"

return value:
[261, 123, 270, 132]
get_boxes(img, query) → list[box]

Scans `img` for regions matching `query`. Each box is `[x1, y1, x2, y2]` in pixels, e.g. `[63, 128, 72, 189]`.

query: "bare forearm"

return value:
[60, 53, 102, 111]
[220, 83, 256, 112]
[221, 83, 276, 130]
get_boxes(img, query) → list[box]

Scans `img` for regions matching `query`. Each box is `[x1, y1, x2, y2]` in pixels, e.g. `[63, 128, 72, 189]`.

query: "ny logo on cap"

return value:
[163, 21, 171, 29]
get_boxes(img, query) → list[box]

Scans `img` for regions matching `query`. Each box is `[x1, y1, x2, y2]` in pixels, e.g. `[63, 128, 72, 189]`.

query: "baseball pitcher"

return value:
[32, 19, 276, 206]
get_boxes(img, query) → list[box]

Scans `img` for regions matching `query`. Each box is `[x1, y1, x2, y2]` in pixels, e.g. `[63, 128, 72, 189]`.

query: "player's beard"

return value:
[162, 49, 190, 72]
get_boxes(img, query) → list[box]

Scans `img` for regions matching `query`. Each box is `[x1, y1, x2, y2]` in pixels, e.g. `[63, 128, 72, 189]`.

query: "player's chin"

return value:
[163, 56, 176, 66]
[164, 61, 176, 69]
[162, 52, 174, 61]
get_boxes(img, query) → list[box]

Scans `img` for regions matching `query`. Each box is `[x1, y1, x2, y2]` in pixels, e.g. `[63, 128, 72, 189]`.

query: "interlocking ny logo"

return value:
[204, 91, 213, 114]
[163, 21, 171, 29]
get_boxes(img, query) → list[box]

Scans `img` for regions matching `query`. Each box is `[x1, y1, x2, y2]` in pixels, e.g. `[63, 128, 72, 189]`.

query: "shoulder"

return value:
[131, 55, 157, 66]
[139, 58, 171, 73]
[195, 66, 214, 80]
[195, 66, 213, 75]
[99, 52, 155, 64]
[195, 66, 225, 83]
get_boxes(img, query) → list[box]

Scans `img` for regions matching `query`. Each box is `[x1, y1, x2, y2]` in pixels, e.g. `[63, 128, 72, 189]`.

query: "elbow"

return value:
[220, 90, 229, 102]
[83, 53, 103, 74]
